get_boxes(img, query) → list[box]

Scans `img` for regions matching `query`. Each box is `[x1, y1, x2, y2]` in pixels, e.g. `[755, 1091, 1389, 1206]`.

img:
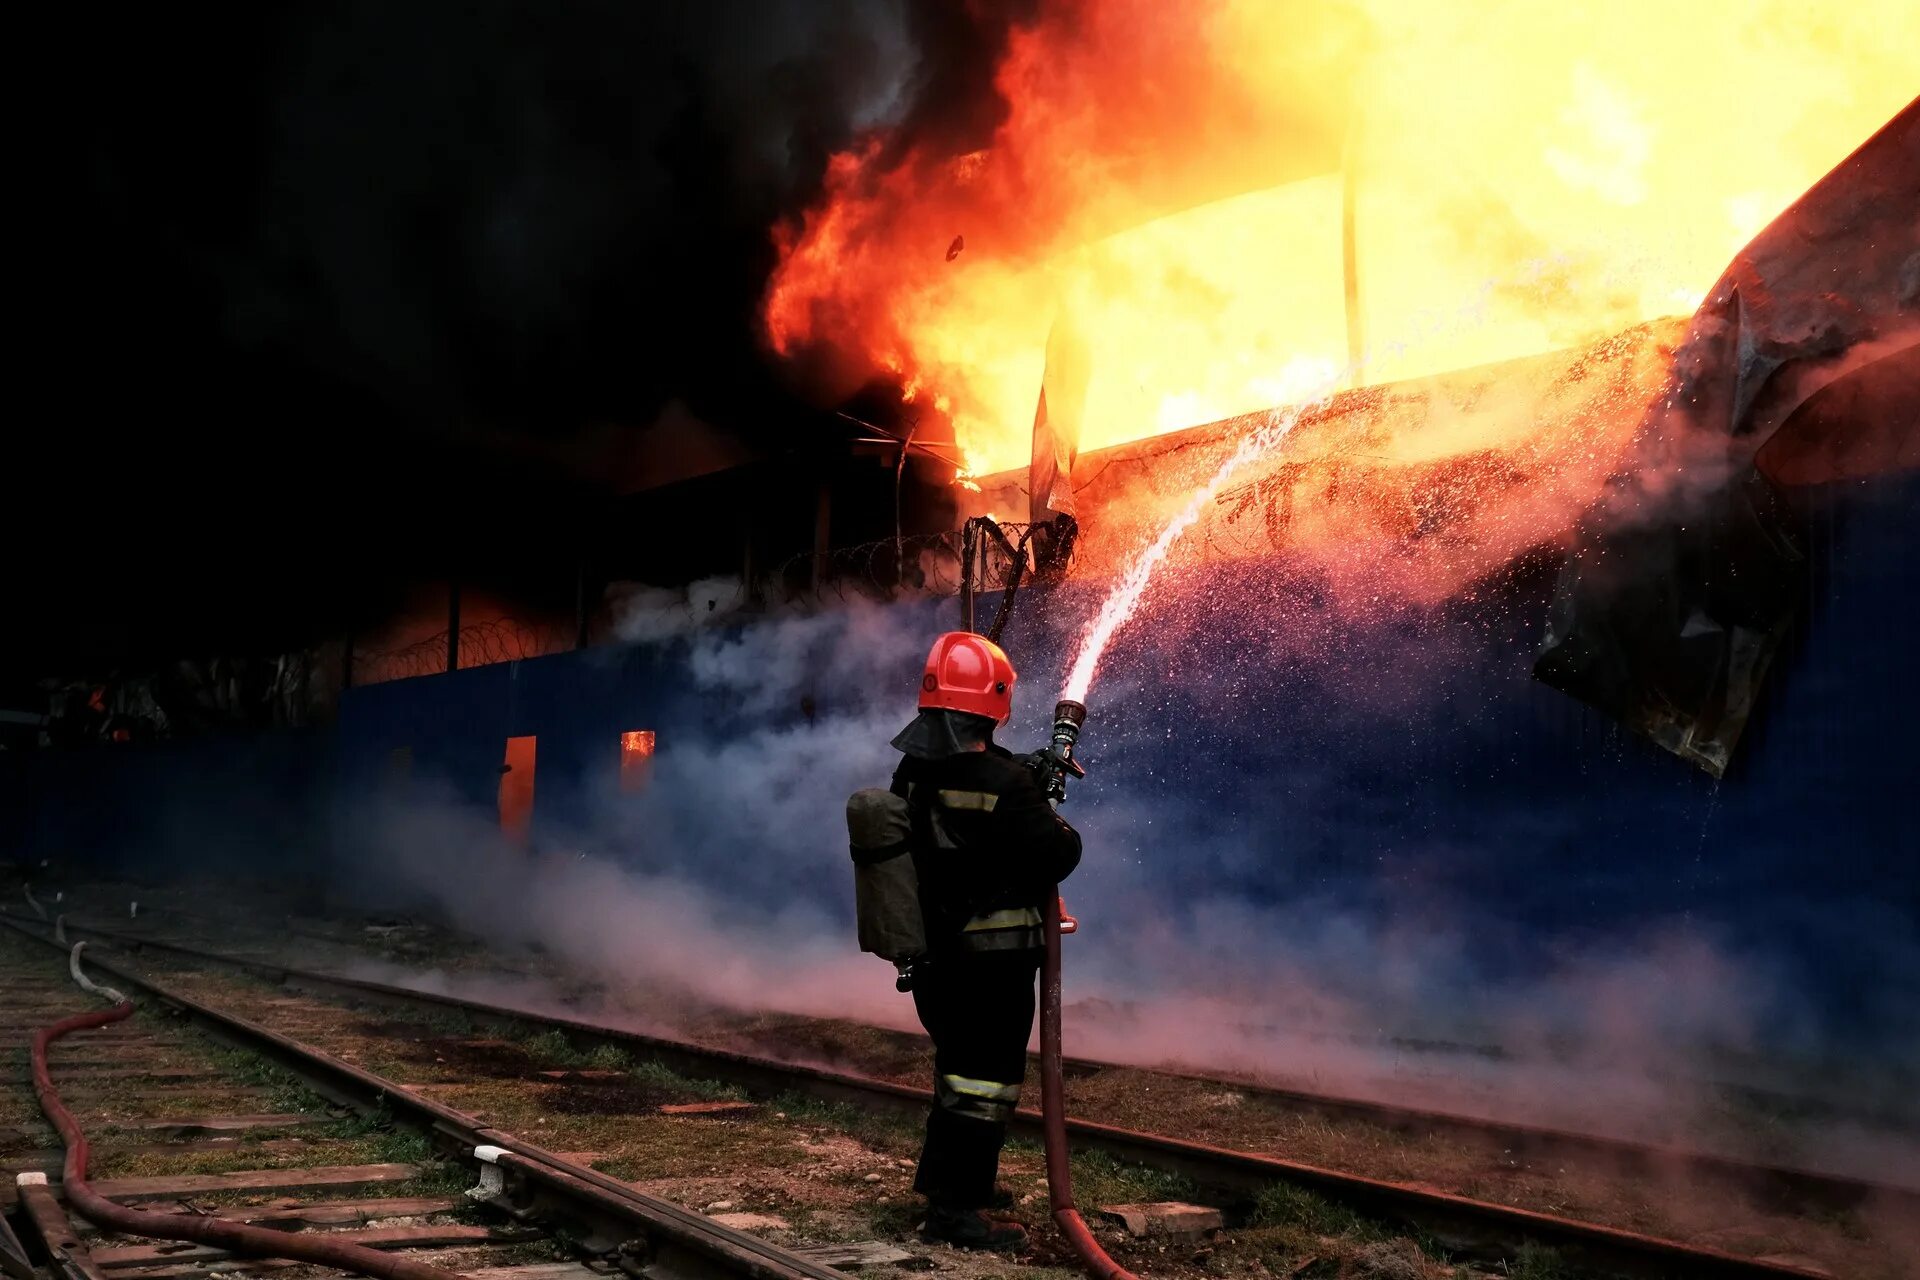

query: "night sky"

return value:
[14, 2, 1037, 676]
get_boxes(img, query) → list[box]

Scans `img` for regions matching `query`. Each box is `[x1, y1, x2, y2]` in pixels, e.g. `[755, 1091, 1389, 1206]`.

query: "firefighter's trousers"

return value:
[910, 949, 1039, 1209]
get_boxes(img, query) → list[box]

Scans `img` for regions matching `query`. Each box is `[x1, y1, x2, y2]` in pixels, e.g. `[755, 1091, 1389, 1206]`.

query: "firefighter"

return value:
[890, 631, 1082, 1251]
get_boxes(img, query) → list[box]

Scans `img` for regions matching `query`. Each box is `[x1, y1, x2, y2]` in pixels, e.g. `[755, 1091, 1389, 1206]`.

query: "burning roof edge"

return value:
[955, 104, 1917, 776]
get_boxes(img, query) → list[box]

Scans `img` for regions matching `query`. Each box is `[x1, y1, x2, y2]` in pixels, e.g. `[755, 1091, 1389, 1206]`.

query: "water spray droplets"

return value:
[1063, 387, 1336, 703]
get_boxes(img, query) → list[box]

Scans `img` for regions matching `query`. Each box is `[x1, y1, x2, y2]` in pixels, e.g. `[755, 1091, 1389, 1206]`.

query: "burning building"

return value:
[763, 1, 1918, 769]
[5, 2, 1918, 1153]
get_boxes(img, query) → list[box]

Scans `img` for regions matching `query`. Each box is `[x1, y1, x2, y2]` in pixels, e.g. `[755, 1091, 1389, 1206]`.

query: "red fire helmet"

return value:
[918, 631, 1017, 724]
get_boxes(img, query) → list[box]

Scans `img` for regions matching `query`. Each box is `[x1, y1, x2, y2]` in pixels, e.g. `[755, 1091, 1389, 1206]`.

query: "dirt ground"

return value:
[54, 960, 1489, 1280]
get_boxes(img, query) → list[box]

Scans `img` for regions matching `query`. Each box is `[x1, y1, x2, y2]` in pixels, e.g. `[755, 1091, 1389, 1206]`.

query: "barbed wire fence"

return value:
[354, 618, 578, 685]
[769, 523, 1036, 606]
[349, 526, 1042, 683]
[24, 526, 1048, 725]
[349, 523, 1052, 685]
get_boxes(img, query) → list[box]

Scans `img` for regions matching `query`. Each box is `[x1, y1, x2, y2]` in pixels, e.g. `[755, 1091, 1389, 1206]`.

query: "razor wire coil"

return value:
[769, 524, 1037, 607]
[355, 618, 577, 685]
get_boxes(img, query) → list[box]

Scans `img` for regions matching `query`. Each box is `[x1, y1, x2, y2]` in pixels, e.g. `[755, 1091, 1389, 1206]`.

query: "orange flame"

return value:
[766, 0, 1919, 476]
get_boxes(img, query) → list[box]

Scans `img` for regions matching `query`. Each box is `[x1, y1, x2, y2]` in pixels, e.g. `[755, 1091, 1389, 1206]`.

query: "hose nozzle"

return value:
[1037, 699, 1088, 803]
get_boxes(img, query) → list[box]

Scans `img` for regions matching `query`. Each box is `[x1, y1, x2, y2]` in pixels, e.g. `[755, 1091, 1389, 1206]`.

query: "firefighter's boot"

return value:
[923, 1205, 1027, 1252]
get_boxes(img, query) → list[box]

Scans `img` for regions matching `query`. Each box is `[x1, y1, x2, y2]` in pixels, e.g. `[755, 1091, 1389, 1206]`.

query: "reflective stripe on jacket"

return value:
[959, 905, 1044, 951]
[892, 745, 1081, 956]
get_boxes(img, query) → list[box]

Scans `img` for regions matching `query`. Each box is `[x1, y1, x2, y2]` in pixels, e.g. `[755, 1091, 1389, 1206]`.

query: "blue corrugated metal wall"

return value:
[5, 470, 1914, 1056]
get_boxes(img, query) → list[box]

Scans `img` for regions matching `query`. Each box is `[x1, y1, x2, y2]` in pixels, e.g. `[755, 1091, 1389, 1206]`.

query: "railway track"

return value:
[0, 922, 889, 1280]
[33, 900, 1912, 1195]
[44, 895, 1913, 1145]
[6, 913, 1898, 1279]
[24, 911, 1903, 1218]
[23, 911, 1915, 1208]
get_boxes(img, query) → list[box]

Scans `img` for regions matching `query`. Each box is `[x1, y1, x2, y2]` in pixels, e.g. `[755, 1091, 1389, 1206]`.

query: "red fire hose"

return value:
[1040, 897, 1140, 1280]
[31, 945, 466, 1280]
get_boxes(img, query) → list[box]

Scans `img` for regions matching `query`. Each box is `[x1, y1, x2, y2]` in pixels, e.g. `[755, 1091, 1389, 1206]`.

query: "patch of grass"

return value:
[584, 1043, 631, 1071]
[1248, 1182, 1382, 1240]
[517, 1032, 727, 1103]
[1808, 1203, 1870, 1242]
[519, 1029, 582, 1065]
[1499, 1241, 1569, 1280]
[590, 1155, 646, 1181]
[780, 1205, 859, 1243]
[87, 1138, 395, 1180]
[470, 1029, 750, 1107]
[571, 1113, 813, 1182]
[300, 1095, 471, 1190]
[405, 1159, 481, 1196]
[0, 1096, 51, 1129]
[772, 1092, 919, 1153]
[865, 1197, 925, 1239]
[627, 1057, 745, 1102]
[319, 1101, 446, 1166]
[367, 1126, 440, 1166]
[199, 1043, 332, 1113]
[1061, 1148, 1195, 1208]
[413, 1007, 477, 1037]
[468, 1239, 571, 1268]
[357, 1053, 417, 1081]
[70, 1084, 290, 1124]
[1212, 1182, 1466, 1280]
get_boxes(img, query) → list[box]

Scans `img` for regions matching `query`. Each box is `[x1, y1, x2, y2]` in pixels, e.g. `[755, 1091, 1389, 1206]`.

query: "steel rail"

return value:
[22, 911, 1909, 1219]
[0, 916, 846, 1280]
[29, 991, 465, 1280]
[3, 915, 1862, 1280]
[40, 902, 1910, 1142]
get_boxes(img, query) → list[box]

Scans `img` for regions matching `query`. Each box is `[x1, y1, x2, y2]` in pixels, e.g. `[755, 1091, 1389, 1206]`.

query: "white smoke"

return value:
[605, 575, 748, 642]
[324, 599, 1920, 1190]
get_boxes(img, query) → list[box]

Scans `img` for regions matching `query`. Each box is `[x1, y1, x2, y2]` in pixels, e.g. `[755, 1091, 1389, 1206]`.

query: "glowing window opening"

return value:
[499, 735, 537, 842]
[620, 730, 656, 792]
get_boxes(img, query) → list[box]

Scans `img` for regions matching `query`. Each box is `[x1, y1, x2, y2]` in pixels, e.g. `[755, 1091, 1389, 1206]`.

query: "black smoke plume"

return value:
[13, 0, 1043, 674]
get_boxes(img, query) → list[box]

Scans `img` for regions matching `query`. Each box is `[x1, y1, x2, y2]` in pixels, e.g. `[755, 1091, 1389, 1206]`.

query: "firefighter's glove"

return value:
[1015, 749, 1052, 778]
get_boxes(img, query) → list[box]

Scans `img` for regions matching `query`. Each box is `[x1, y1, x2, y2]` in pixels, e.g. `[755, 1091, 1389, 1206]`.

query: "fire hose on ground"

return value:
[1041, 893, 1138, 1280]
[1033, 699, 1140, 1280]
[29, 942, 467, 1280]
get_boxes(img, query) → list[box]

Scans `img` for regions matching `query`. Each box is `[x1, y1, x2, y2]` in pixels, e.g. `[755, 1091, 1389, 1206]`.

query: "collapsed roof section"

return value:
[1536, 100, 1920, 775]
[966, 321, 1687, 595]
[964, 100, 1917, 776]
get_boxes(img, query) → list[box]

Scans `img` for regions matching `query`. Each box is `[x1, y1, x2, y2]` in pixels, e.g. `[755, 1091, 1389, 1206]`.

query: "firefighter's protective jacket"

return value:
[890, 746, 1082, 954]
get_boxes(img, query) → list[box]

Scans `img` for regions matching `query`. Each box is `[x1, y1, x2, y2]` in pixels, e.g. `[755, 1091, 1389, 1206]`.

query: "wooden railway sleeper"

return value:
[15, 1175, 108, 1280]
[0, 1191, 37, 1280]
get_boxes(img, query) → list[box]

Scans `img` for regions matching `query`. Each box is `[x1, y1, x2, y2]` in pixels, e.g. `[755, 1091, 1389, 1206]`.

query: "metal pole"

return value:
[1341, 108, 1364, 388]
[812, 481, 832, 595]
[574, 561, 589, 650]
[959, 518, 977, 633]
[741, 516, 757, 608]
[447, 581, 461, 674]
[894, 415, 919, 560]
